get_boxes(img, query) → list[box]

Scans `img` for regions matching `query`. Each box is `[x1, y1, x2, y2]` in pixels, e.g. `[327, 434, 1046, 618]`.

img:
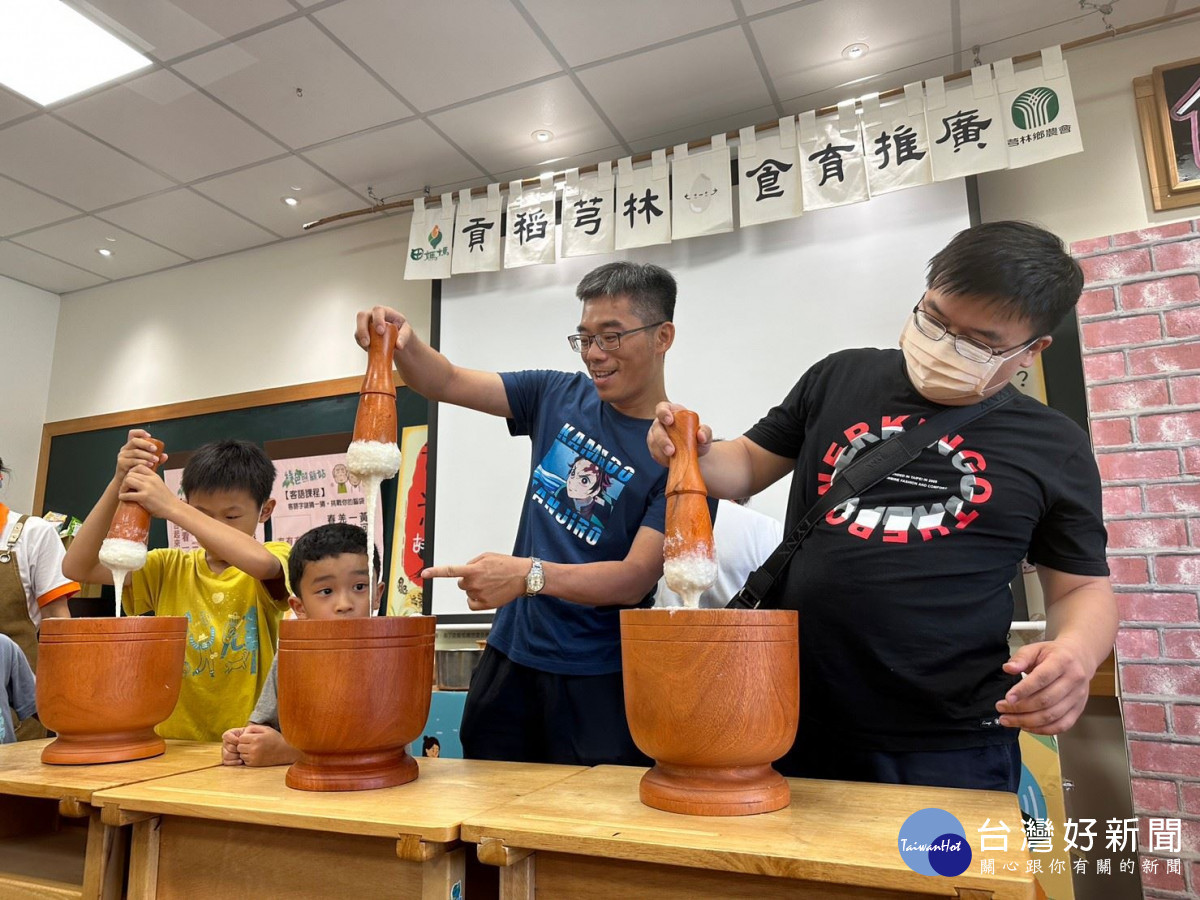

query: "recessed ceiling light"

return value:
[104, 236, 117, 242]
[842, 42, 869, 61]
[289, 185, 303, 192]
[96, 247, 113, 257]
[0, 0, 151, 106]
[532, 129, 554, 143]
[282, 196, 300, 207]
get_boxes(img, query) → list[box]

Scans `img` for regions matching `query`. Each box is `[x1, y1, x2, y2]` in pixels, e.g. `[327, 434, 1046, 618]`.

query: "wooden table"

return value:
[91, 757, 583, 899]
[0, 740, 219, 899]
[461, 765, 1042, 900]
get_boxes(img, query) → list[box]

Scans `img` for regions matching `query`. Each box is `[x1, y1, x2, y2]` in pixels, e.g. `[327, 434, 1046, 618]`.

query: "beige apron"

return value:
[0, 516, 49, 740]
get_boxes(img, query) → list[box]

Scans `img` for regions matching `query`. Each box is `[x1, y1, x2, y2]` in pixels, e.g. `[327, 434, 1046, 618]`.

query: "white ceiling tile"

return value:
[57, 70, 284, 182]
[79, 0, 296, 61]
[429, 77, 619, 176]
[627, 105, 777, 154]
[302, 119, 484, 200]
[175, 18, 413, 149]
[193, 157, 366, 236]
[578, 28, 772, 144]
[98, 190, 278, 259]
[752, 0, 953, 108]
[0, 241, 106, 293]
[0, 117, 174, 209]
[316, 0, 560, 112]
[492, 144, 627, 184]
[14, 217, 188, 279]
[0, 87, 37, 127]
[963, 0, 1173, 57]
[740, 0, 803, 14]
[523, 0, 738, 66]
[780, 57, 949, 117]
[0, 177, 79, 238]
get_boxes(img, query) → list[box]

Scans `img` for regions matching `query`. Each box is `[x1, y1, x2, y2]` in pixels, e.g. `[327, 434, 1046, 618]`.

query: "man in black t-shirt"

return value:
[649, 221, 1117, 793]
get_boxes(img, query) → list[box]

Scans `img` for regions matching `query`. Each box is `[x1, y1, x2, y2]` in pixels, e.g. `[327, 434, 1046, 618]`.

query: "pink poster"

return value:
[270, 453, 385, 552]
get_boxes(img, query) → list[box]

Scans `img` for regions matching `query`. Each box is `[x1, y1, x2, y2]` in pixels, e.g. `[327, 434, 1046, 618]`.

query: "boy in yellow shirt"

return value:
[222, 522, 381, 767]
[64, 431, 289, 742]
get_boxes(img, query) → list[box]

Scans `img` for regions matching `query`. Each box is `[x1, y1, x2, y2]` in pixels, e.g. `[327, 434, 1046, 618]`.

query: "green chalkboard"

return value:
[43, 387, 427, 614]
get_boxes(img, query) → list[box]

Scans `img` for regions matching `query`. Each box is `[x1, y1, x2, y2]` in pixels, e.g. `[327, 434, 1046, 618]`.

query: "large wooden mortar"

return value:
[38, 617, 186, 765]
[621, 607, 799, 816]
[278, 615, 435, 792]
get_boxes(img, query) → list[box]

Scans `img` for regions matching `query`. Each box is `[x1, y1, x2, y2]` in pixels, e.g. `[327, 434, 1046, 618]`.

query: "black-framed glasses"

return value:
[567, 321, 665, 353]
[912, 302, 1036, 364]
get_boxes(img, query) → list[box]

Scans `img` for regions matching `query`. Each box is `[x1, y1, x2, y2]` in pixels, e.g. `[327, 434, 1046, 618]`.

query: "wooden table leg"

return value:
[499, 855, 534, 900]
[421, 846, 465, 900]
[126, 817, 161, 900]
[81, 811, 127, 900]
[475, 839, 535, 900]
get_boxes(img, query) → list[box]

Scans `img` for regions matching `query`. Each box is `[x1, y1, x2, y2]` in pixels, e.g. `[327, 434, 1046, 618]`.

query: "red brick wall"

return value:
[1072, 220, 1200, 898]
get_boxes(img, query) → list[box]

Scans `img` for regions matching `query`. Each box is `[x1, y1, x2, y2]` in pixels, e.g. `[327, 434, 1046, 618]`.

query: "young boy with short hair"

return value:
[221, 522, 381, 767]
[64, 431, 290, 742]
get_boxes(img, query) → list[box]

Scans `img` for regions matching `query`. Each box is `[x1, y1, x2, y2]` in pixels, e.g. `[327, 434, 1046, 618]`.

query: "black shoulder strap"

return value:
[726, 387, 1018, 610]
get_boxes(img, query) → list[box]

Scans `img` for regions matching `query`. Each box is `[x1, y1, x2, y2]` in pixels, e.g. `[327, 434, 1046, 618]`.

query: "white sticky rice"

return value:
[346, 440, 401, 479]
[99, 537, 147, 617]
[663, 551, 718, 609]
[347, 440, 401, 613]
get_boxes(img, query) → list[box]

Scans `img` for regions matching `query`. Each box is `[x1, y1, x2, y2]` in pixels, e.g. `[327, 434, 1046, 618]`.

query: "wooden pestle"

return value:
[663, 410, 715, 566]
[107, 438, 165, 544]
[353, 322, 399, 445]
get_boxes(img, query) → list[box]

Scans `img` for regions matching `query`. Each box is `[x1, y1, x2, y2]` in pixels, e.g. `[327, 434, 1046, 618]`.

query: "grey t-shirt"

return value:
[249, 655, 279, 730]
[1, 635, 36, 743]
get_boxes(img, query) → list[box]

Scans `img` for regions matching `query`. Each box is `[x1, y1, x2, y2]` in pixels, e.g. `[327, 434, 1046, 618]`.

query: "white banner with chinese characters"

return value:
[862, 85, 934, 196]
[562, 163, 615, 257]
[926, 67, 1009, 181]
[671, 134, 733, 239]
[738, 117, 802, 227]
[615, 150, 671, 250]
[798, 102, 869, 210]
[996, 48, 1083, 169]
[451, 183, 501, 274]
[271, 453, 384, 552]
[404, 194, 455, 280]
[163, 468, 264, 550]
[504, 174, 556, 269]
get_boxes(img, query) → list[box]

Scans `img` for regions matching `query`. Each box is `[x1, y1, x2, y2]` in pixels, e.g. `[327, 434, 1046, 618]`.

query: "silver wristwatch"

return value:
[525, 557, 545, 596]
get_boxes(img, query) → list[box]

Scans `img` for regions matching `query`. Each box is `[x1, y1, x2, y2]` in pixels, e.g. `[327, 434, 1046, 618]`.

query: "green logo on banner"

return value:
[1011, 87, 1060, 130]
[428, 225, 443, 249]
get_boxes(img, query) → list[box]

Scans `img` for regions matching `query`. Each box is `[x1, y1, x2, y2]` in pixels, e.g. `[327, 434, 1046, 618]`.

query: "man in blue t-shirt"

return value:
[356, 262, 681, 765]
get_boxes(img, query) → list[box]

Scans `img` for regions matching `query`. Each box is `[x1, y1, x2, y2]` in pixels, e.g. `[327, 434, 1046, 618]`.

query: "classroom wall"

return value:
[46, 212, 429, 423]
[978, 22, 1200, 900]
[976, 17, 1200, 242]
[0, 275, 60, 512]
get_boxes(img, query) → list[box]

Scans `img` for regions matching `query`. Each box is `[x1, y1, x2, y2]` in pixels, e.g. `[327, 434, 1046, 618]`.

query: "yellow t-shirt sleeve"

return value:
[263, 541, 293, 608]
[127, 549, 169, 616]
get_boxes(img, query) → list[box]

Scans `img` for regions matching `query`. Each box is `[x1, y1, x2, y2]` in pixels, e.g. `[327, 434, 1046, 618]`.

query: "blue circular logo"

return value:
[898, 808, 972, 877]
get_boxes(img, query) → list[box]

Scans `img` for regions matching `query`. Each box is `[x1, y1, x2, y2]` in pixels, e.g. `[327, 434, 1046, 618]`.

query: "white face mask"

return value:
[899, 317, 1028, 402]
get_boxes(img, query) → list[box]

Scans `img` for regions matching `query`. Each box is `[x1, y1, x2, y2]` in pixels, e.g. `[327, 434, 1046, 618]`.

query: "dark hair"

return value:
[422, 735, 440, 754]
[288, 522, 382, 595]
[925, 221, 1084, 336]
[576, 262, 676, 324]
[181, 440, 276, 506]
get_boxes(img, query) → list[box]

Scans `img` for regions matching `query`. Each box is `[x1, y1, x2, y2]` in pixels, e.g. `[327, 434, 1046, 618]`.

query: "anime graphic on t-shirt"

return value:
[529, 422, 637, 546]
